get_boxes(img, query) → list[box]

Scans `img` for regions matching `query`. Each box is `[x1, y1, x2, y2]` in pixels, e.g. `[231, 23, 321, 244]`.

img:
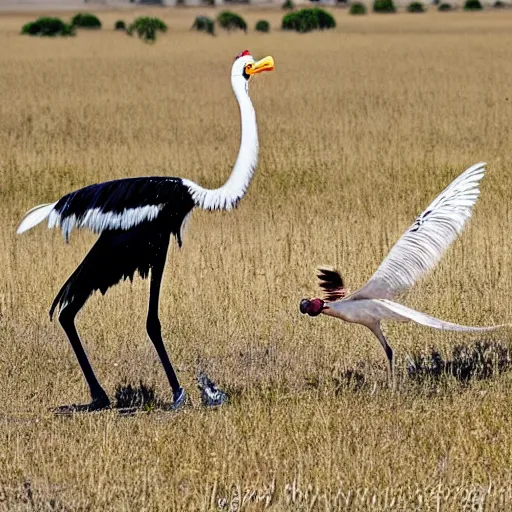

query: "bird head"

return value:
[231, 50, 274, 82]
[299, 298, 327, 317]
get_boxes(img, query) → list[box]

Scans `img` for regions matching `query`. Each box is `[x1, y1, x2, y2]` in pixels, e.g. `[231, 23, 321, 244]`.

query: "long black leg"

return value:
[56, 298, 110, 413]
[146, 240, 185, 409]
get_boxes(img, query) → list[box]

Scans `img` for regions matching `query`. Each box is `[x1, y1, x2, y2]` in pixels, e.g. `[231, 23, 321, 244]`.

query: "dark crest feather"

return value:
[317, 267, 346, 302]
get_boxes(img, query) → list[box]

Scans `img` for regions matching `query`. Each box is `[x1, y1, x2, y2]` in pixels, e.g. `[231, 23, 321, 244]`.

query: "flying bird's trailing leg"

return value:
[368, 323, 394, 388]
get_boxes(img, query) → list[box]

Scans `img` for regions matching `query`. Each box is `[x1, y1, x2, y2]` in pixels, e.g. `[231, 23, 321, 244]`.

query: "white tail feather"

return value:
[378, 299, 509, 332]
[17, 202, 57, 234]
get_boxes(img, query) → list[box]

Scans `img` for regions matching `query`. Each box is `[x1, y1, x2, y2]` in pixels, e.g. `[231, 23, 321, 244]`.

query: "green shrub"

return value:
[349, 2, 367, 14]
[21, 17, 74, 36]
[217, 11, 247, 32]
[21, 21, 38, 35]
[115, 20, 126, 31]
[282, 0, 295, 9]
[464, 0, 482, 9]
[191, 16, 215, 35]
[282, 12, 295, 30]
[316, 8, 336, 28]
[282, 8, 336, 33]
[407, 1, 425, 11]
[127, 16, 167, 42]
[373, 0, 396, 12]
[493, 0, 504, 6]
[71, 13, 102, 29]
[255, 19, 270, 32]
[438, 2, 452, 9]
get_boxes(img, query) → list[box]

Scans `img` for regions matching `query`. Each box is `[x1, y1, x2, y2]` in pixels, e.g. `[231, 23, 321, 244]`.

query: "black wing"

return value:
[52, 177, 194, 241]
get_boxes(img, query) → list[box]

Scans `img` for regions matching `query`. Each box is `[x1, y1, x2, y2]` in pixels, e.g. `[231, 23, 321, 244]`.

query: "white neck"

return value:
[183, 76, 258, 211]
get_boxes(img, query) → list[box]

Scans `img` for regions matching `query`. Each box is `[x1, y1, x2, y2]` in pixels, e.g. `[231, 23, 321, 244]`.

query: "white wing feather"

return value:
[375, 299, 509, 332]
[350, 162, 487, 300]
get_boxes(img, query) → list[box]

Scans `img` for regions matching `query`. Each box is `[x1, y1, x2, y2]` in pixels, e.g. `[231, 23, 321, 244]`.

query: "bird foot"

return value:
[197, 372, 229, 408]
[53, 395, 111, 415]
[166, 387, 188, 411]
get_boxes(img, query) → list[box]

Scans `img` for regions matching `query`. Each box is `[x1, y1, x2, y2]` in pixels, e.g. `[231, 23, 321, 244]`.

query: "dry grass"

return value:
[1, 6, 512, 510]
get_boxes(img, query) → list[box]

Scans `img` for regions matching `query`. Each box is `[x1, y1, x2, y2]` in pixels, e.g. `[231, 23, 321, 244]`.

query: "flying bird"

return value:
[300, 163, 508, 380]
[17, 50, 274, 413]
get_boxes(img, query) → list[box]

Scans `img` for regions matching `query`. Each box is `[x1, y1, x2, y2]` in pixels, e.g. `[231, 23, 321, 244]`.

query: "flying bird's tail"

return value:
[376, 299, 509, 332]
[17, 202, 57, 234]
[317, 267, 346, 301]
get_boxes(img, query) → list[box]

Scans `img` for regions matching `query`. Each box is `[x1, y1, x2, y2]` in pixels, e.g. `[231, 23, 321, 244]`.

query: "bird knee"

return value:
[58, 308, 75, 328]
[146, 316, 161, 339]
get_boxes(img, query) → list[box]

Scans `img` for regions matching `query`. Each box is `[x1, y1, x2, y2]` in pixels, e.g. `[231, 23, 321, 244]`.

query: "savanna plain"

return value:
[1, 6, 512, 510]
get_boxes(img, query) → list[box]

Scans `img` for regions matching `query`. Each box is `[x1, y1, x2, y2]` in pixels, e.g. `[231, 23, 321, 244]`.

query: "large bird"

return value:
[300, 163, 508, 380]
[17, 50, 274, 413]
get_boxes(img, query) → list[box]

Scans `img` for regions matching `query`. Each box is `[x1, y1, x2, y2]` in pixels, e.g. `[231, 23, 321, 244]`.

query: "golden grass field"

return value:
[1, 5, 512, 510]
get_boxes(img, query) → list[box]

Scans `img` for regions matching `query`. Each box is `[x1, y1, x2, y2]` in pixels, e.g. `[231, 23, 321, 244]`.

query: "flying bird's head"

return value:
[300, 267, 344, 318]
[231, 50, 274, 83]
[299, 298, 327, 317]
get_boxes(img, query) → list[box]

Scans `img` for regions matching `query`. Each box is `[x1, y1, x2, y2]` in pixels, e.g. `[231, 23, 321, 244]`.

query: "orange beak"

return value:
[245, 56, 275, 76]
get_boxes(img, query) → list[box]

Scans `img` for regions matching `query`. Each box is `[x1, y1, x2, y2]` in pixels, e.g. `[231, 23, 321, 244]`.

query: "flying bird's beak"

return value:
[245, 56, 275, 76]
[300, 299, 310, 315]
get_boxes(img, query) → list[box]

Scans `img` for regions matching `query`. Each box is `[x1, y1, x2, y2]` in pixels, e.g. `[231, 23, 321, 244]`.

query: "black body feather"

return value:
[54, 177, 191, 233]
[49, 178, 195, 319]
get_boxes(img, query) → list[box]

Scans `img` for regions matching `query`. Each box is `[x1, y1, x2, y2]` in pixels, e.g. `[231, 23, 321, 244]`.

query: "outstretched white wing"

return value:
[350, 162, 487, 301]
